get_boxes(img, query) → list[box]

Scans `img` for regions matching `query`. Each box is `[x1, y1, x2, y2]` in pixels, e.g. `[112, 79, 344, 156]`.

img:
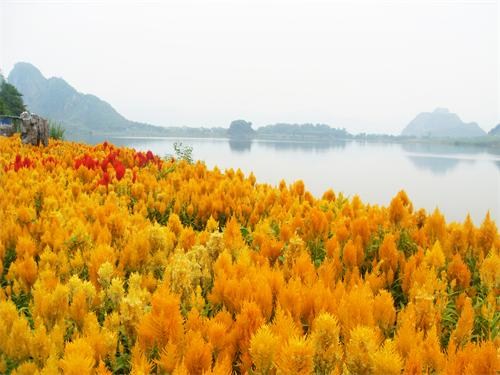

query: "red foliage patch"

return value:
[4, 154, 34, 172]
[134, 150, 162, 169]
[74, 154, 99, 170]
[73, 144, 162, 188]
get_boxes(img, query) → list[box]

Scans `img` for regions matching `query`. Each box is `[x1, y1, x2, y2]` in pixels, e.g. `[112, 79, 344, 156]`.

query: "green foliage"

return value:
[11, 291, 34, 329]
[34, 191, 44, 218]
[113, 328, 132, 373]
[173, 142, 193, 164]
[147, 201, 174, 226]
[0, 80, 26, 116]
[464, 252, 499, 342]
[397, 229, 418, 257]
[471, 283, 495, 342]
[308, 239, 326, 267]
[240, 226, 253, 245]
[365, 226, 386, 267]
[3, 356, 19, 375]
[64, 319, 77, 342]
[270, 221, 280, 238]
[440, 295, 459, 348]
[180, 203, 203, 230]
[49, 120, 66, 140]
[157, 164, 176, 180]
[1, 245, 17, 288]
[390, 276, 408, 310]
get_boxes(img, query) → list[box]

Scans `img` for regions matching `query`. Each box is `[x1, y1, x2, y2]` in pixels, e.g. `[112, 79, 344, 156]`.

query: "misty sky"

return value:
[1, 0, 498, 133]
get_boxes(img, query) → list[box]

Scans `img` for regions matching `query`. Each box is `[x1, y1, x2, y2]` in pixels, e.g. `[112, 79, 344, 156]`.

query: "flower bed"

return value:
[0, 137, 498, 374]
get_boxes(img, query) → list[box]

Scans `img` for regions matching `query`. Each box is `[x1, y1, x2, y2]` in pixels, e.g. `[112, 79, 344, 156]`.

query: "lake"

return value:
[75, 135, 500, 225]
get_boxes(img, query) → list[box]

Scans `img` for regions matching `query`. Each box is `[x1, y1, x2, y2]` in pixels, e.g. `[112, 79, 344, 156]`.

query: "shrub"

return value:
[49, 120, 65, 140]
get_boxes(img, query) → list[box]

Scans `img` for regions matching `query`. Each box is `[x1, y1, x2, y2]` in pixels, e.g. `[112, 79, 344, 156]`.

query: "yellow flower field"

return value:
[0, 136, 498, 374]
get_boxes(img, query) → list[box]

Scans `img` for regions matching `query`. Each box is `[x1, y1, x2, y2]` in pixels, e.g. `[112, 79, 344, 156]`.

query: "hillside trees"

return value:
[0, 73, 26, 116]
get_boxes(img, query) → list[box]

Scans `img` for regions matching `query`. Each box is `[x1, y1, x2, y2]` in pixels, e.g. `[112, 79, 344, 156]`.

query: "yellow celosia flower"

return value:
[59, 338, 95, 375]
[275, 335, 314, 375]
[11, 361, 40, 375]
[345, 325, 380, 375]
[250, 325, 279, 374]
[425, 240, 446, 269]
[310, 312, 342, 374]
[130, 345, 153, 375]
[480, 250, 500, 289]
[97, 261, 114, 287]
[107, 277, 125, 306]
[371, 339, 403, 375]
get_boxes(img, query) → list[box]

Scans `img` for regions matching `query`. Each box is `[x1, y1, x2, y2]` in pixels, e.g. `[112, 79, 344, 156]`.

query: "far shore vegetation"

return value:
[65, 120, 500, 150]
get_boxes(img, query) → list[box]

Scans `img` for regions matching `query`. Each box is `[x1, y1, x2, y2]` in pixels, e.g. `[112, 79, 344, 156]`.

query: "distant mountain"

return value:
[7, 62, 168, 136]
[488, 124, 500, 136]
[401, 108, 486, 138]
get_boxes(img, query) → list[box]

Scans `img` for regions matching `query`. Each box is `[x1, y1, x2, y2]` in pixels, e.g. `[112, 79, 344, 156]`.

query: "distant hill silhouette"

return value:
[257, 123, 351, 140]
[401, 108, 486, 138]
[488, 124, 500, 136]
[8, 62, 168, 136]
[228, 119, 256, 139]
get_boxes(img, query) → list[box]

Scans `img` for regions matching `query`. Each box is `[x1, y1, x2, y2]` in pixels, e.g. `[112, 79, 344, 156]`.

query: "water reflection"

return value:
[257, 139, 347, 152]
[404, 143, 459, 155]
[401, 142, 500, 175]
[228, 139, 252, 152]
[407, 155, 461, 175]
[401, 142, 490, 156]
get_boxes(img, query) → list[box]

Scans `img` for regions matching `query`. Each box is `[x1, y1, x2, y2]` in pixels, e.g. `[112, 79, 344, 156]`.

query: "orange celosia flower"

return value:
[447, 253, 471, 290]
[59, 338, 95, 375]
[451, 297, 474, 346]
[0, 136, 498, 373]
[183, 332, 213, 375]
[373, 290, 396, 334]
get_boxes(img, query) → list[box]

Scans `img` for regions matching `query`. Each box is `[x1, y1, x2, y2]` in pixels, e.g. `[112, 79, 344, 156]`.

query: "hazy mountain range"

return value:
[401, 108, 487, 138]
[489, 124, 500, 136]
[8, 62, 170, 137]
[6, 62, 499, 140]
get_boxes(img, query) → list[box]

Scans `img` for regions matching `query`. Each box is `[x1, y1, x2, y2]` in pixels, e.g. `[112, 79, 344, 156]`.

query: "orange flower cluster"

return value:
[0, 136, 498, 374]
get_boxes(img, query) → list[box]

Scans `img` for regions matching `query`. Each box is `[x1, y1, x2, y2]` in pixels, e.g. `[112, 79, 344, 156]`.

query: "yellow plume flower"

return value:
[275, 336, 314, 375]
[345, 325, 380, 375]
[372, 339, 403, 375]
[59, 338, 95, 375]
[310, 312, 342, 374]
[250, 325, 279, 374]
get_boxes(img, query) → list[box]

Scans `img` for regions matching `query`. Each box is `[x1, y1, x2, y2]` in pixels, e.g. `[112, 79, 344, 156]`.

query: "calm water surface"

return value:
[77, 136, 500, 225]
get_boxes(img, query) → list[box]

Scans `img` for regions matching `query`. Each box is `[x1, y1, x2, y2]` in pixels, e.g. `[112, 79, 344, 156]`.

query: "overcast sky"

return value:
[1, 0, 498, 133]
